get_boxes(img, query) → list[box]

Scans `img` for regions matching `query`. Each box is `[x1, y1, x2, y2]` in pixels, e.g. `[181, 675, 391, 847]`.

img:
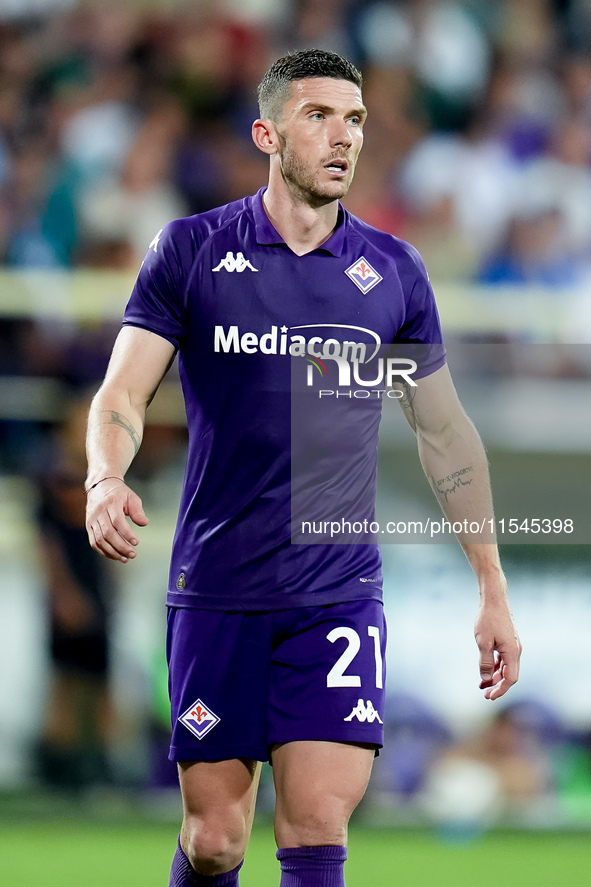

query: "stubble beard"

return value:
[279, 138, 354, 207]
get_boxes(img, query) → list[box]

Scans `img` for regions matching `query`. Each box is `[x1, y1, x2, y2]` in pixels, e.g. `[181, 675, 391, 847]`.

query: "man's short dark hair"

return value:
[257, 49, 363, 122]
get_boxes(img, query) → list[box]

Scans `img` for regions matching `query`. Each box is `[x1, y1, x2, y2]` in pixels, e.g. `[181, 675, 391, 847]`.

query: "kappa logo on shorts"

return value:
[179, 698, 221, 740]
[212, 251, 258, 272]
[344, 256, 382, 294]
[344, 698, 383, 724]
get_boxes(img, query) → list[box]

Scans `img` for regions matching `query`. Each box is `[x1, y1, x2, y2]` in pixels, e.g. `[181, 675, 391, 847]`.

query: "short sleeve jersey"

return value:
[123, 188, 445, 611]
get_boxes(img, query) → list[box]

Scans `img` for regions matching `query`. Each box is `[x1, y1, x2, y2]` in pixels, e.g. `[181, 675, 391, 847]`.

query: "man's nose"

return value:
[329, 119, 353, 147]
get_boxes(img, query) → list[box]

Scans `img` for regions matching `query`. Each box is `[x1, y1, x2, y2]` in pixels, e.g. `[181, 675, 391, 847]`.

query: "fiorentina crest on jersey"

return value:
[179, 698, 220, 740]
[344, 256, 383, 294]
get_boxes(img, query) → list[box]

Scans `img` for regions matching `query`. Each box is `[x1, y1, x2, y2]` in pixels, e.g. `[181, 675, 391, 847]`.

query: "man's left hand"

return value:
[474, 595, 521, 700]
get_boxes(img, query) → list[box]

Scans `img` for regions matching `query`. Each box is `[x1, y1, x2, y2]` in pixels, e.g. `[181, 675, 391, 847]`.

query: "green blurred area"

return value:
[1, 823, 590, 887]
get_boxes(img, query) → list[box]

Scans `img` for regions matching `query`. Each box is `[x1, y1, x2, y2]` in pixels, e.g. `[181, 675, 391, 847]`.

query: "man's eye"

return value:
[349, 116, 361, 126]
[311, 112, 324, 120]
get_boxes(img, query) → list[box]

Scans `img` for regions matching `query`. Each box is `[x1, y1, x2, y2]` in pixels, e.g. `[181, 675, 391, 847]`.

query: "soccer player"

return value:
[85, 49, 521, 887]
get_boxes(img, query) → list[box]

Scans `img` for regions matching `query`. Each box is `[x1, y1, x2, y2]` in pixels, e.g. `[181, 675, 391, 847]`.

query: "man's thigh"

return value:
[179, 757, 261, 820]
[272, 740, 375, 847]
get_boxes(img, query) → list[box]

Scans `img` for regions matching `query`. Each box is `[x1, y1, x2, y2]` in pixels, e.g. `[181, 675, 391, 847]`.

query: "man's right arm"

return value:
[85, 326, 176, 563]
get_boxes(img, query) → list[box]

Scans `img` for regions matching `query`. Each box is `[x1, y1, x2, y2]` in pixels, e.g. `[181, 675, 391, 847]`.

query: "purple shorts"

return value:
[167, 599, 386, 762]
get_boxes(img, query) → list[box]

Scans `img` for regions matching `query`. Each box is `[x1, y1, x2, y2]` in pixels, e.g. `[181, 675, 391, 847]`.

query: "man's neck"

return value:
[262, 178, 339, 256]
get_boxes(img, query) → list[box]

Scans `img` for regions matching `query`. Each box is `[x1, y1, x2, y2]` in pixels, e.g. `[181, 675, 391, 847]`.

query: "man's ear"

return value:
[252, 118, 279, 155]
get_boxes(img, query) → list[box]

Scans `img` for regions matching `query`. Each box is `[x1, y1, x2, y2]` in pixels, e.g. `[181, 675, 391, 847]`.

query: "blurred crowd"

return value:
[1, 0, 591, 283]
[3, 0, 591, 469]
[367, 694, 591, 833]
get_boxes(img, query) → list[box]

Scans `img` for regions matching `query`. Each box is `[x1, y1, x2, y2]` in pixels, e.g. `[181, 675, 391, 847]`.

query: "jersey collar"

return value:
[252, 187, 347, 256]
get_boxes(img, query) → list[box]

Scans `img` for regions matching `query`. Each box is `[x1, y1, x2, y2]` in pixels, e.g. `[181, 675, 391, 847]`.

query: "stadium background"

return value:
[0, 1, 590, 884]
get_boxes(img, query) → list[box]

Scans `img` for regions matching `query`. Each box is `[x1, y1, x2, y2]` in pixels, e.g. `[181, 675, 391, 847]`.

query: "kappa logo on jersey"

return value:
[212, 251, 259, 273]
[344, 256, 383, 294]
[344, 698, 383, 724]
[179, 698, 220, 740]
[149, 228, 162, 253]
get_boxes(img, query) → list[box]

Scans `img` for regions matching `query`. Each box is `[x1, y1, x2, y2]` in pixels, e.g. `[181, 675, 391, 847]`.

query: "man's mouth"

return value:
[324, 159, 348, 177]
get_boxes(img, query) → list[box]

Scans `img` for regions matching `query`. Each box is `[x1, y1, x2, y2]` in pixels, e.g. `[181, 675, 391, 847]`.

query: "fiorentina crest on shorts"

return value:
[179, 698, 220, 740]
[344, 256, 383, 294]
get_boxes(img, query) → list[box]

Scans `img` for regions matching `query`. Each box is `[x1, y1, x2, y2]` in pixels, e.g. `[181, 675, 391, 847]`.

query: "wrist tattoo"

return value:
[103, 411, 141, 455]
[431, 465, 473, 501]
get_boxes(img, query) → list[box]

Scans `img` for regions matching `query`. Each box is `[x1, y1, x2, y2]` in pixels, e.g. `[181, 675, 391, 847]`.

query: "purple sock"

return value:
[169, 838, 243, 886]
[276, 845, 347, 887]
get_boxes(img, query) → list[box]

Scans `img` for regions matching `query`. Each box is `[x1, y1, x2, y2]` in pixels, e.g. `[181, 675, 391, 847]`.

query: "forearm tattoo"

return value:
[431, 466, 473, 502]
[102, 411, 141, 455]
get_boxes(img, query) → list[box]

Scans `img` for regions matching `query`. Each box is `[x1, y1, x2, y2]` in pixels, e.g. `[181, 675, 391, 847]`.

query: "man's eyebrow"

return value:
[300, 101, 367, 117]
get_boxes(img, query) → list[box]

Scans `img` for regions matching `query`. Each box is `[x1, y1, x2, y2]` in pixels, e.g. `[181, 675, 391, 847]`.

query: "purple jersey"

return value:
[123, 188, 445, 610]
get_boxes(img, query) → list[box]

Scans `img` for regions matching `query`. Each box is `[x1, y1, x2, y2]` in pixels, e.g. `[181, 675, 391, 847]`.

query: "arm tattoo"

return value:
[102, 411, 141, 455]
[398, 380, 418, 429]
[431, 466, 473, 502]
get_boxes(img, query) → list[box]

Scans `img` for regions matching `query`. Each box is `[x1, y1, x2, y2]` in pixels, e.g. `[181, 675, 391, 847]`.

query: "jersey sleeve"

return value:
[394, 240, 446, 379]
[123, 220, 192, 349]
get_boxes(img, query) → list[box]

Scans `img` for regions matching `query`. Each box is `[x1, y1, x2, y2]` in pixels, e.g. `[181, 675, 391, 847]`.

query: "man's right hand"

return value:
[86, 477, 149, 563]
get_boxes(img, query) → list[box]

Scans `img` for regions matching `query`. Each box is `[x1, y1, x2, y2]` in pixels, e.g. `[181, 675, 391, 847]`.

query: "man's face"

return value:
[274, 77, 366, 206]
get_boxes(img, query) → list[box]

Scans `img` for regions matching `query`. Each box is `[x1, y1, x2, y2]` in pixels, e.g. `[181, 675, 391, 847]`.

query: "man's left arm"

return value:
[394, 363, 522, 700]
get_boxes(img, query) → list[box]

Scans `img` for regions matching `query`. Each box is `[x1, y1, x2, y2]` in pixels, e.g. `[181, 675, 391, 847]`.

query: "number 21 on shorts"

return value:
[326, 626, 383, 689]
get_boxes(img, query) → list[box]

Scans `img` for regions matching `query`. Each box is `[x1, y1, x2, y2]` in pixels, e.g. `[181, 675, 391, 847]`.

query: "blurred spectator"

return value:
[516, 116, 591, 258]
[34, 393, 116, 790]
[398, 128, 521, 269]
[78, 98, 188, 266]
[561, 52, 591, 121]
[57, 70, 140, 188]
[285, 0, 353, 58]
[478, 208, 583, 286]
[2, 137, 77, 266]
[343, 65, 420, 237]
[369, 692, 453, 806]
[480, 56, 565, 163]
[422, 703, 556, 832]
[495, 0, 559, 63]
[351, 0, 492, 131]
